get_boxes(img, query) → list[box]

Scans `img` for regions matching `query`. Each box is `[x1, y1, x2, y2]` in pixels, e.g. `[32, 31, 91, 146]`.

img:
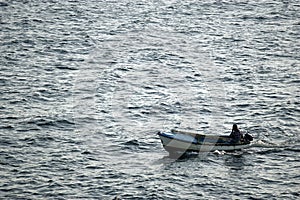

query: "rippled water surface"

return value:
[1, 0, 299, 199]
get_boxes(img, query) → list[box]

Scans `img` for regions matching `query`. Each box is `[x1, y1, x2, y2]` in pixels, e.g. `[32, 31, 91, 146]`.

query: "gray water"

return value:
[1, 0, 299, 199]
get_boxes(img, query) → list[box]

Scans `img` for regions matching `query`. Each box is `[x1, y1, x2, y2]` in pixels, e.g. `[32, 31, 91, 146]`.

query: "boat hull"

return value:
[158, 130, 251, 154]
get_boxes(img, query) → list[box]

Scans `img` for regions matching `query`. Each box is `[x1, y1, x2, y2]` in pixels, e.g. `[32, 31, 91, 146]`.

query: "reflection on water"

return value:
[224, 153, 246, 171]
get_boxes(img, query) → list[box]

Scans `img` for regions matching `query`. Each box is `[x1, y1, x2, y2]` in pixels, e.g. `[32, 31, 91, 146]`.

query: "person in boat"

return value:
[230, 124, 243, 143]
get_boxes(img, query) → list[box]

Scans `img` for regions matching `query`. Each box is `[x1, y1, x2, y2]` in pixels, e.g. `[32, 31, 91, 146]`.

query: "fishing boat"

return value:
[158, 129, 253, 155]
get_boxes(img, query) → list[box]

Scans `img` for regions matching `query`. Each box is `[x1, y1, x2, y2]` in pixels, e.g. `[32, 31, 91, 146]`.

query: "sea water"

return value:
[1, 0, 299, 199]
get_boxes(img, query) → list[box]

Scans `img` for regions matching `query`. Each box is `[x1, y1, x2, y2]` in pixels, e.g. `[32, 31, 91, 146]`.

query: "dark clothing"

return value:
[230, 130, 243, 143]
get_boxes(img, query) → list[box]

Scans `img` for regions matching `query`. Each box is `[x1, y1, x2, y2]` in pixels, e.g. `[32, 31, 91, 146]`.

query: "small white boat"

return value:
[158, 129, 253, 155]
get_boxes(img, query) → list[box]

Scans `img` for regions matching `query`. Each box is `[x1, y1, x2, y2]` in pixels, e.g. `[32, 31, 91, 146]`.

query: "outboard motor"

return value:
[244, 133, 253, 142]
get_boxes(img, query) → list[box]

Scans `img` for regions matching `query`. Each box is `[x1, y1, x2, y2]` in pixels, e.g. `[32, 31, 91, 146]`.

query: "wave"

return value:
[14, 116, 76, 132]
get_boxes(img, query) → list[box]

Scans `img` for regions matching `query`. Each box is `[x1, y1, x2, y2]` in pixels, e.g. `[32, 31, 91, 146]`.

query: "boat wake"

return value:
[251, 140, 280, 148]
[251, 139, 293, 149]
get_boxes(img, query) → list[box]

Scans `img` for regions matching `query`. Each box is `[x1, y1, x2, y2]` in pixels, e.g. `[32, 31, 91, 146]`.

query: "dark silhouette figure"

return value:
[230, 124, 243, 143]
